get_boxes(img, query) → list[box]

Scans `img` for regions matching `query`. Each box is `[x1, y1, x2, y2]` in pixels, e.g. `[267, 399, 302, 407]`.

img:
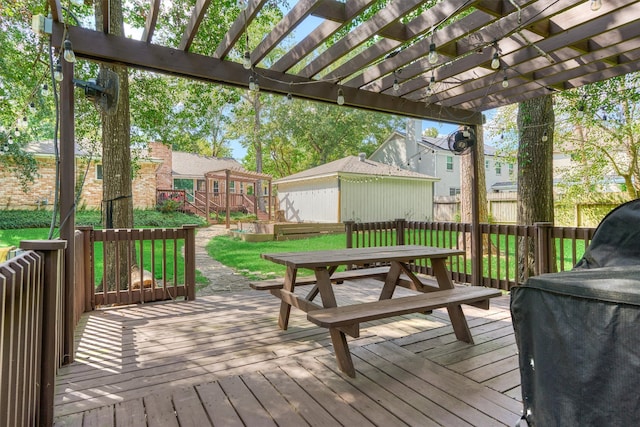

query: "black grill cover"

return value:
[511, 267, 640, 426]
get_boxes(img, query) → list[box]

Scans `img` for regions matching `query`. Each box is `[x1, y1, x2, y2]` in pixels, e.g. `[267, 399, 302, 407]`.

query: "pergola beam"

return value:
[141, 0, 161, 43]
[51, 22, 482, 124]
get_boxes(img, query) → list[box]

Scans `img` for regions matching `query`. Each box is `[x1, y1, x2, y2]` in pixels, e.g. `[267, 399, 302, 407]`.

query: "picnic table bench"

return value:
[258, 245, 502, 377]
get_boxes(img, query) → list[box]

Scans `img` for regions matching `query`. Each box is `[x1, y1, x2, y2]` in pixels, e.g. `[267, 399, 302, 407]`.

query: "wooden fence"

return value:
[0, 240, 66, 427]
[77, 225, 197, 308]
[345, 219, 596, 290]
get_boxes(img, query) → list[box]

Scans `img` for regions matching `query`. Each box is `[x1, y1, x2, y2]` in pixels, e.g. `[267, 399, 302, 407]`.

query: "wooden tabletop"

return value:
[261, 245, 464, 269]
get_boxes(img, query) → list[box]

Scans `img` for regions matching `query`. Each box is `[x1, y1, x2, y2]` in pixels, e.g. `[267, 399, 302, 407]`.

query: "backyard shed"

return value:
[274, 154, 438, 223]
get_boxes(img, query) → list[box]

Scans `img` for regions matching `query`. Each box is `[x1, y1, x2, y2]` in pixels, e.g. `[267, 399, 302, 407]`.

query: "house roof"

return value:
[274, 155, 437, 184]
[171, 151, 246, 177]
[23, 140, 162, 161]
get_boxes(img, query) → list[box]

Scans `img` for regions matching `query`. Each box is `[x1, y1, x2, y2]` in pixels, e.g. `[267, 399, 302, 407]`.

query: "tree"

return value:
[556, 74, 640, 201]
[517, 94, 555, 279]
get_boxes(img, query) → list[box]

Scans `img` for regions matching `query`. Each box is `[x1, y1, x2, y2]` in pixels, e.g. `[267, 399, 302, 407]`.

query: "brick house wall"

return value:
[150, 142, 172, 189]
[0, 154, 160, 210]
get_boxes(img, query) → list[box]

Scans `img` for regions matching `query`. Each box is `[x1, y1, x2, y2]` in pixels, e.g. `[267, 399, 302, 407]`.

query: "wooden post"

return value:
[395, 218, 406, 246]
[76, 226, 94, 311]
[59, 58, 75, 365]
[19, 240, 66, 427]
[268, 179, 272, 221]
[344, 221, 354, 248]
[225, 170, 231, 229]
[183, 225, 197, 301]
[535, 222, 554, 275]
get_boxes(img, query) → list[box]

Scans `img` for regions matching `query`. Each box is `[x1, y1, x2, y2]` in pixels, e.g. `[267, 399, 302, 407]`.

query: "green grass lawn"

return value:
[206, 234, 349, 280]
[1, 227, 208, 287]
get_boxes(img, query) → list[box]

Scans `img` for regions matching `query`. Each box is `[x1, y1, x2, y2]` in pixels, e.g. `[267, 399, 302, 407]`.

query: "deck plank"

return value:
[217, 375, 278, 426]
[54, 288, 522, 426]
[195, 381, 244, 427]
[114, 399, 146, 427]
[82, 405, 113, 427]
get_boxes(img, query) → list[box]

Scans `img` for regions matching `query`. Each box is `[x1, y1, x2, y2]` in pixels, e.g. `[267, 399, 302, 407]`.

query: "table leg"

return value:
[278, 266, 297, 330]
[432, 258, 474, 343]
[315, 268, 337, 308]
[379, 262, 402, 300]
[329, 328, 356, 377]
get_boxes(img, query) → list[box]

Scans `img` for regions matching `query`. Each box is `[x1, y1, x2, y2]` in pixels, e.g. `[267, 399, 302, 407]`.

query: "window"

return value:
[449, 187, 460, 196]
[196, 179, 206, 191]
[229, 181, 236, 193]
[240, 182, 244, 194]
[446, 156, 454, 171]
[485, 159, 490, 169]
[495, 162, 502, 175]
[96, 164, 103, 180]
[508, 163, 514, 176]
[213, 181, 219, 194]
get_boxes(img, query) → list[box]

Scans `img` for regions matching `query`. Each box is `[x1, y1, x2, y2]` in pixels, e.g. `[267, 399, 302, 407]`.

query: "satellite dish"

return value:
[447, 127, 476, 155]
[73, 69, 120, 115]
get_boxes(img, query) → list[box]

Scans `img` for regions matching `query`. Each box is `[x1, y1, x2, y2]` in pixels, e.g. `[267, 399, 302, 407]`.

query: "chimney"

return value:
[358, 152, 366, 162]
[150, 142, 173, 189]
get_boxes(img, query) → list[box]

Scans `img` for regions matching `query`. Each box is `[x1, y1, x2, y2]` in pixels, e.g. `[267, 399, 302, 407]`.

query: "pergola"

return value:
[44, 0, 640, 290]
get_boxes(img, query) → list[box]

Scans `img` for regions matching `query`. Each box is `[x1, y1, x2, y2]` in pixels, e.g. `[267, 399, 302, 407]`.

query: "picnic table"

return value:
[257, 245, 501, 376]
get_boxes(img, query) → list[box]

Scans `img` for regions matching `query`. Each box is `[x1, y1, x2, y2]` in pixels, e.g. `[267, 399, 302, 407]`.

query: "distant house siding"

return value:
[0, 155, 158, 210]
[340, 177, 433, 222]
[277, 177, 339, 223]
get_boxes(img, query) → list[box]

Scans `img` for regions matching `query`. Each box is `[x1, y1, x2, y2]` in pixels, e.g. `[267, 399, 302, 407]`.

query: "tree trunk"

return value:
[459, 125, 491, 255]
[517, 94, 555, 281]
[96, 0, 134, 291]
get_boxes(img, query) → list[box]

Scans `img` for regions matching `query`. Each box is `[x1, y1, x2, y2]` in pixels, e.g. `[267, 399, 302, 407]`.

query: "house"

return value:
[0, 140, 159, 210]
[370, 120, 517, 197]
[149, 142, 272, 220]
[274, 154, 438, 223]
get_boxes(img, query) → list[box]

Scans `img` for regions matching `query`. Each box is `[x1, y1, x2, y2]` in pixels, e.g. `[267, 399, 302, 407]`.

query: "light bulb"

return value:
[393, 78, 399, 92]
[286, 93, 293, 102]
[41, 84, 49, 96]
[428, 43, 438, 64]
[429, 76, 435, 88]
[541, 131, 548, 142]
[8, 135, 13, 144]
[63, 39, 76, 63]
[253, 77, 259, 92]
[237, 0, 248, 10]
[502, 75, 509, 88]
[14, 128, 20, 137]
[248, 76, 255, 91]
[590, 0, 602, 11]
[242, 51, 251, 69]
[29, 102, 35, 112]
[337, 89, 345, 105]
[54, 62, 63, 82]
[491, 52, 500, 69]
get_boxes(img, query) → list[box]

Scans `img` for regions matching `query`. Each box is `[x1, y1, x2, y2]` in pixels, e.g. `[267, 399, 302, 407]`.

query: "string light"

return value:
[429, 75, 435, 89]
[14, 127, 20, 137]
[393, 78, 400, 92]
[590, 0, 602, 11]
[29, 102, 35, 112]
[428, 43, 438, 64]
[54, 62, 63, 82]
[63, 39, 76, 63]
[502, 67, 509, 89]
[237, 0, 248, 10]
[337, 88, 345, 105]
[491, 52, 500, 69]
[41, 84, 49, 96]
[286, 93, 293, 102]
[541, 130, 548, 142]
[242, 51, 251, 69]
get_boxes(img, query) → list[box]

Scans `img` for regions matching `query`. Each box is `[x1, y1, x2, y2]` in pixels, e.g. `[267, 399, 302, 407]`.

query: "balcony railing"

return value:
[345, 219, 596, 290]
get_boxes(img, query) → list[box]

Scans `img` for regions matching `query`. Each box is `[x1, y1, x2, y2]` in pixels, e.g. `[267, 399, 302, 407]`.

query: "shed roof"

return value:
[274, 155, 437, 184]
[171, 151, 245, 177]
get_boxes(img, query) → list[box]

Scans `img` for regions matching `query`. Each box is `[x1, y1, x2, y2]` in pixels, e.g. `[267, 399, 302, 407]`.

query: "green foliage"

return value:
[0, 209, 206, 230]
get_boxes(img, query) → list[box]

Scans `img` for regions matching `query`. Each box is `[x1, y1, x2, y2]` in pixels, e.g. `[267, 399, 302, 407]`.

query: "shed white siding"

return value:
[277, 176, 340, 223]
[340, 176, 434, 222]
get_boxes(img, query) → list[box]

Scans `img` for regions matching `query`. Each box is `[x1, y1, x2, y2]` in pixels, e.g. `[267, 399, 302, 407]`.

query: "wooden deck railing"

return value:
[77, 225, 197, 308]
[0, 240, 66, 427]
[345, 219, 596, 290]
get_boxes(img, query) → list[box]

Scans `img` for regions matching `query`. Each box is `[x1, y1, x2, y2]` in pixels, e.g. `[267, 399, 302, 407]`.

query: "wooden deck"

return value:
[53, 279, 522, 426]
